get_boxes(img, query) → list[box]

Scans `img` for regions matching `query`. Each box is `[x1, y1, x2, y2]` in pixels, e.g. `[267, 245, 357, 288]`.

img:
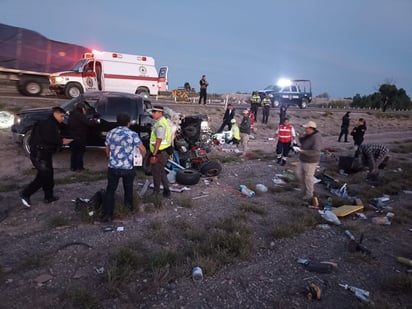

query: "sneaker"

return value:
[44, 196, 59, 204]
[277, 157, 282, 164]
[21, 194, 32, 208]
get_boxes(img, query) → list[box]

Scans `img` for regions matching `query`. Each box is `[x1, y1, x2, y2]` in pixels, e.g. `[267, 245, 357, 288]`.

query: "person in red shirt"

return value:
[274, 118, 296, 166]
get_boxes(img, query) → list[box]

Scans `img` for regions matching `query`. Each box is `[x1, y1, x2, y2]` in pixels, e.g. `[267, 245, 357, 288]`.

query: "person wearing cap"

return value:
[230, 118, 240, 145]
[295, 120, 322, 202]
[353, 143, 389, 180]
[274, 117, 296, 166]
[279, 103, 289, 125]
[20, 107, 73, 208]
[338, 111, 351, 142]
[149, 105, 173, 198]
[262, 94, 271, 124]
[67, 101, 97, 171]
[102, 113, 146, 222]
[217, 103, 235, 133]
[239, 110, 251, 152]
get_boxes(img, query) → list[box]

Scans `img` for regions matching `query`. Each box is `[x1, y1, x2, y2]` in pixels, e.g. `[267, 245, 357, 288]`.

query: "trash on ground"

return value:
[371, 216, 392, 225]
[331, 205, 364, 217]
[316, 224, 331, 230]
[138, 179, 150, 197]
[94, 267, 105, 274]
[239, 185, 255, 197]
[192, 194, 209, 200]
[103, 226, 113, 232]
[255, 184, 268, 192]
[297, 258, 335, 273]
[356, 213, 367, 220]
[116, 226, 124, 232]
[339, 283, 370, 303]
[346, 231, 371, 255]
[148, 183, 191, 192]
[319, 210, 341, 225]
[396, 257, 412, 267]
[192, 266, 203, 283]
[276, 172, 295, 181]
[306, 283, 321, 300]
[272, 176, 286, 185]
[403, 190, 412, 194]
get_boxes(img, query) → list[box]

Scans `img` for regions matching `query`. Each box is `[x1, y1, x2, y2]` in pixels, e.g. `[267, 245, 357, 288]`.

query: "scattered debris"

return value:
[306, 283, 321, 300]
[339, 283, 370, 303]
[34, 274, 53, 284]
[331, 205, 364, 217]
[192, 194, 209, 200]
[319, 210, 341, 225]
[396, 257, 412, 267]
[239, 185, 255, 197]
[255, 184, 268, 192]
[297, 258, 335, 273]
[192, 266, 203, 283]
[345, 230, 371, 255]
[94, 267, 105, 274]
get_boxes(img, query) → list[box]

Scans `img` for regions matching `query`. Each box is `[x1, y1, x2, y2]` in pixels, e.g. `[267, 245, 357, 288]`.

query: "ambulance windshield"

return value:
[71, 59, 89, 72]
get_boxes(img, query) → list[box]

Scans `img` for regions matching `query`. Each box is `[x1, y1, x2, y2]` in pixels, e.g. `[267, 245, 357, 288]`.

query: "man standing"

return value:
[354, 144, 389, 180]
[239, 110, 251, 153]
[149, 106, 172, 197]
[67, 101, 96, 171]
[279, 103, 289, 124]
[250, 91, 261, 120]
[102, 113, 146, 222]
[294, 121, 322, 202]
[262, 95, 271, 124]
[198, 75, 209, 105]
[274, 118, 296, 166]
[217, 103, 235, 132]
[20, 107, 72, 207]
[338, 111, 351, 142]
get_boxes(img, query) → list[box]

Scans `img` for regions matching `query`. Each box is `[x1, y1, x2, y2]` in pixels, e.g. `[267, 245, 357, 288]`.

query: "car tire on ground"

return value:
[175, 169, 201, 185]
[19, 80, 42, 96]
[200, 160, 222, 177]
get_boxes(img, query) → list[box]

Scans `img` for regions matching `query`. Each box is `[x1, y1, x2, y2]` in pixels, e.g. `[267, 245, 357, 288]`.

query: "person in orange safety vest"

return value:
[274, 117, 296, 166]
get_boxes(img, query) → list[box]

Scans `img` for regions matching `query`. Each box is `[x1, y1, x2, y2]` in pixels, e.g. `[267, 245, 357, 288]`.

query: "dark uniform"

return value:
[21, 108, 65, 205]
[68, 102, 95, 171]
[338, 112, 351, 142]
[262, 96, 271, 124]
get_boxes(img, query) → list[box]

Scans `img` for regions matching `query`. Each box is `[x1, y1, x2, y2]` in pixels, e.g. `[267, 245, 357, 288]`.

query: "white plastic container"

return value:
[192, 266, 203, 283]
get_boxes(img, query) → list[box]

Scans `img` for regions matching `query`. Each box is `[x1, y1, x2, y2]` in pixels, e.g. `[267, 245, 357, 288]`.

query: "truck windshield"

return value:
[264, 85, 281, 92]
[71, 59, 88, 72]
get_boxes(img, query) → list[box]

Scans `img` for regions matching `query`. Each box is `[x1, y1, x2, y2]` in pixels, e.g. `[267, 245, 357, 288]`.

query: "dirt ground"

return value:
[0, 92, 412, 309]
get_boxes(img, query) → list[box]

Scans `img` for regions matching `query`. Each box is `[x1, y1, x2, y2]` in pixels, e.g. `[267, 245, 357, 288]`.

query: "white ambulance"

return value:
[49, 50, 168, 99]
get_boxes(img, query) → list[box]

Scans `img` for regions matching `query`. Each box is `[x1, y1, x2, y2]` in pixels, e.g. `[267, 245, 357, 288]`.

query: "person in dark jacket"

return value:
[20, 107, 73, 207]
[294, 121, 322, 201]
[239, 110, 251, 152]
[217, 104, 235, 132]
[351, 118, 367, 146]
[338, 111, 351, 142]
[67, 102, 96, 171]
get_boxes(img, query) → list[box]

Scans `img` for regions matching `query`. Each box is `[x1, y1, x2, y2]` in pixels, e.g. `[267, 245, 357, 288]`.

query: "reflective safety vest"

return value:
[252, 94, 261, 104]
[262, 98, 271, 106]
[278, 124, 295, 143]
[150, 116, 172, 152]
[231, 124, 240, 140]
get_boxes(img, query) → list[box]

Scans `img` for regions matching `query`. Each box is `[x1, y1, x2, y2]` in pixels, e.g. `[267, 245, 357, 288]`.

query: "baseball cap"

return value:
[230, 119, 236, 123]
[302, 121, 317, 128]
[151, 105, 164, 112]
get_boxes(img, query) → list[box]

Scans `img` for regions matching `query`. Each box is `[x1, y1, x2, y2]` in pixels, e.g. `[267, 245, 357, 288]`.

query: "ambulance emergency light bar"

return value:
[83, 50, 147, 61]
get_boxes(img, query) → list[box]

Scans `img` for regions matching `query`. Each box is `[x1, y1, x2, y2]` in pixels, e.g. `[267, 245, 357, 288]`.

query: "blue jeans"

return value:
[103, 167, 135, 218]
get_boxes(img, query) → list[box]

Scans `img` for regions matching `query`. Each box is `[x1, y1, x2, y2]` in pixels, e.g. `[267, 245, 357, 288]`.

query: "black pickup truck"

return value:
[11, 91, 154, 153]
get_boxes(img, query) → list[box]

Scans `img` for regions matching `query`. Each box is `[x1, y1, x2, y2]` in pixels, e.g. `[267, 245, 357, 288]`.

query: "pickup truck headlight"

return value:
[55, 76, 65, 83]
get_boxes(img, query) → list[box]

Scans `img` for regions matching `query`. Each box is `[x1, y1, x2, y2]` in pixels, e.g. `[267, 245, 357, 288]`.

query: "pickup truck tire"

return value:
[19, 80, 42, 96]
[273, 99, 281, 108]
[65, 83, 83, 99]
[299, 98, 308, 109]
[200, 160, 222, 177]
[22, 129, 32, 154]
[136, 89, 149, 99]
[176, 169, 201, 185]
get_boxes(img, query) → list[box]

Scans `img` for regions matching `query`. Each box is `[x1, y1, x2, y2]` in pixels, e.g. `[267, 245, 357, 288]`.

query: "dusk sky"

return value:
[1, 0, 411, 98]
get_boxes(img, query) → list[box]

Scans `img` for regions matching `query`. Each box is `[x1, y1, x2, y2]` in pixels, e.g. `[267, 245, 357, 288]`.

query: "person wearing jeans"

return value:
[102, 113, 146, 222]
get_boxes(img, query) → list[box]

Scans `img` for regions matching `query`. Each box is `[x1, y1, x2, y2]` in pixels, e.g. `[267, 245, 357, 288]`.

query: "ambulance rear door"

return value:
[158, 66, 168, 91]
